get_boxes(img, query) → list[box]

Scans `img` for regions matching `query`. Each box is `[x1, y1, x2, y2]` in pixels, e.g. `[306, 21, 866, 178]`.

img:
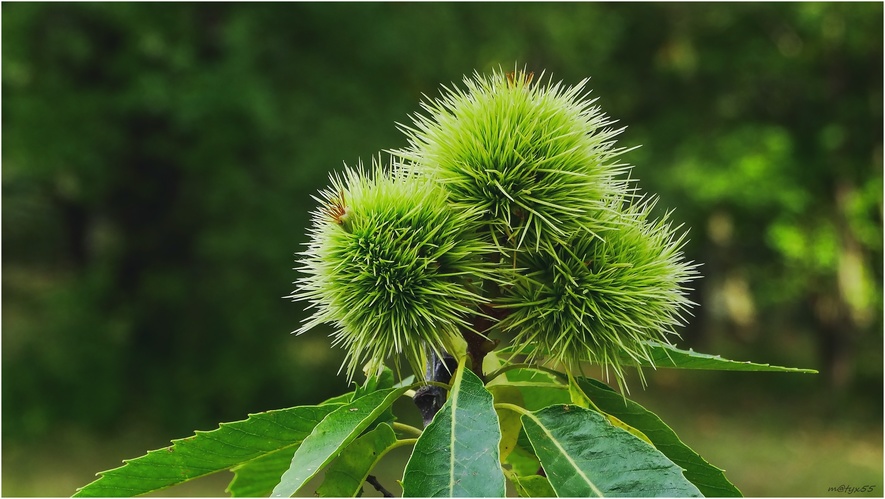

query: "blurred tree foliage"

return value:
[3, 3, 881, 441]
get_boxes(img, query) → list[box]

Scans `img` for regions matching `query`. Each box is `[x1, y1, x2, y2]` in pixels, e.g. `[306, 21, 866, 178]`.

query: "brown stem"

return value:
[366, 475, 394, 497]
[412, 348, 457, 427]
[463, 303, 506, 380]
[411, 306, 503, 427]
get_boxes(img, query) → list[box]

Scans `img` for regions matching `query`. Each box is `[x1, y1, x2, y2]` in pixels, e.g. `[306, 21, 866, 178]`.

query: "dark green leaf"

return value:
[579, 377, 742, 497]
[565, 374, 653, 446]
[316, 423, 401, 497]
[635, 342, 818, 373]
[271, 387, 409, 497]
[402, 365, 506, 497]
[522, 405, 702, 497]
[74, 404, 341, 497]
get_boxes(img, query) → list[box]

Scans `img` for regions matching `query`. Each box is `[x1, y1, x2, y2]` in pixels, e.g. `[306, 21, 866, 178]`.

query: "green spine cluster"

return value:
[496, 195, 699, 384]
[294, 161, 491, 380]
[395, 70, 630, 251]
[294, 68, 699, 385]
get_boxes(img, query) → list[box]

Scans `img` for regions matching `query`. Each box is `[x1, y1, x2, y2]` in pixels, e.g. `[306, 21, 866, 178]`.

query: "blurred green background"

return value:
[3, 3, 882, 497]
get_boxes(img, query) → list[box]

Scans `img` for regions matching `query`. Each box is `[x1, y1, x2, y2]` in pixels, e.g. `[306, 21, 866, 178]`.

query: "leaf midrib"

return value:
[523, 409, 604, 498]
[447, 364, 465, 495]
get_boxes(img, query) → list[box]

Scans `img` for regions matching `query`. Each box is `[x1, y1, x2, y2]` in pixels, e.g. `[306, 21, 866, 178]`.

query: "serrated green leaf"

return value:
[636, 342, 818, 372]
[509, 473, 556, 498]
[521, 405, 702, 497]
[578, 377, 742, 497]
[271, 387, 409, 497]
[228, 451, 296, 497]
[75, 404, 342, 497]
[316, 423, 401, 497]
[402, 365, 506, 497]
[502, 342, 817, 373]
[224, 394, 355, 497]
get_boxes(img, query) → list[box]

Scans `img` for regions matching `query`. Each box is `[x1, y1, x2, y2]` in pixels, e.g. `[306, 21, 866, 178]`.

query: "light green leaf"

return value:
[494, 369, 561, 478]
[488, 384, 525, 462]
[271, 387, 409, 497]
[316, 423, 401, 497]
[503, 367, 570, 411]
[505, 435, 542, 478]
[509, 473, 557, 498]
[567, 371, 593, 409]
[578, 377, 742, 497]
[402, 364, 506, 497]
[392, 374, 417, 389]
[636, 342, 818, 372]
[74, 404, 341, 497]
[353, 366, 396, 401]
[482, 350, 507, 377]
[322, 390, 360, 405]
[521, 405, 702, 497]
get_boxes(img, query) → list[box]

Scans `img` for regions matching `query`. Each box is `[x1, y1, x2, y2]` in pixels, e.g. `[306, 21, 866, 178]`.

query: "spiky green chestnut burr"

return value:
[292, 161, 492, 380]
[394, 68, 630, 251]
[496, 196, 700, 386]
